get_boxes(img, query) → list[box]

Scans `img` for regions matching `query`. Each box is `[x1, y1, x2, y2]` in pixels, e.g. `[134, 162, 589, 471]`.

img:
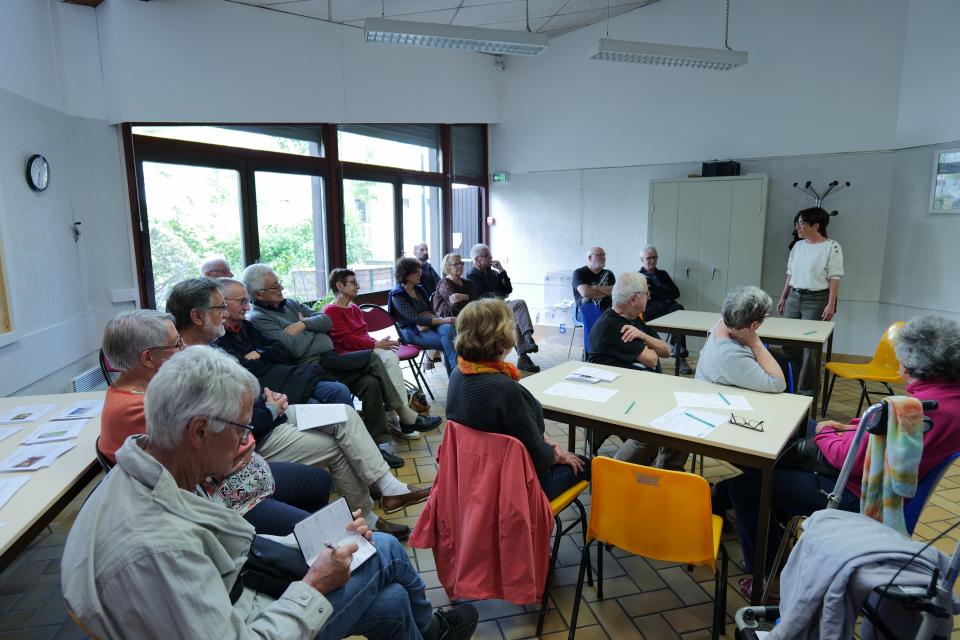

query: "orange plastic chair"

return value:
[567, 457, 728, 640]
[822, 321, 905, 417]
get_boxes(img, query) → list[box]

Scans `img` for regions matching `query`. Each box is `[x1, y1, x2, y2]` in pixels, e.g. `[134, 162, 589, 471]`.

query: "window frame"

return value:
[929, 147, 960, 215]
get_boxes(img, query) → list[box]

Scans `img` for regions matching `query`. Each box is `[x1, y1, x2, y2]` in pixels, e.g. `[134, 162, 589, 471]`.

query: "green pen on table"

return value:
[803, 330, 818, 335]
[718, 392, 731, 406]
[684, 411, 715, 428]
[624, 401, 636, 415]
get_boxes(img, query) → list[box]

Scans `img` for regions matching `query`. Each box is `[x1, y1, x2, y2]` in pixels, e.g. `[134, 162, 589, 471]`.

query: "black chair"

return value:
[95, 436, 114, 473]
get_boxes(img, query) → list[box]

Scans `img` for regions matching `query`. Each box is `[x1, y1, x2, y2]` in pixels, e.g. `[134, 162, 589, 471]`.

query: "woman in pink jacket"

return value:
[720, 314, 960, 599]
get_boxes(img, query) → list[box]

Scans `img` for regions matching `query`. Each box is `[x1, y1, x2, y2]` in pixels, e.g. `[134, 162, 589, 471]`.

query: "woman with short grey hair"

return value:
[894, 315, 960, 383]
[695, 286, 786, 393]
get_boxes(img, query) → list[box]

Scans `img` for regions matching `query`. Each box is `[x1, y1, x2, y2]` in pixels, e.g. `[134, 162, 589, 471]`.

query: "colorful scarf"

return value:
[458, 357, 521, 381]
[860, 396, 924, 534]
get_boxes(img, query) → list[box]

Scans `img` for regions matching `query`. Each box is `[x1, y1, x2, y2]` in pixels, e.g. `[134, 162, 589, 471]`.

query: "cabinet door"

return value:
[650, 181, 679, 276]
[699, 181, 733, 312]
[675, 181, 705, 309]
[727, 178, 766, 291]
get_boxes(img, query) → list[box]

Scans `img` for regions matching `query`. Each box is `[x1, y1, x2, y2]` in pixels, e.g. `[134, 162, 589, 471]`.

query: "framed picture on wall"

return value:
[929, 148, 960, 214]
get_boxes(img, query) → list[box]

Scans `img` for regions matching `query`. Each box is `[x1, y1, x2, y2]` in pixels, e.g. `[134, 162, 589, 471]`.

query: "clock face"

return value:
[27, 154, 49, 192]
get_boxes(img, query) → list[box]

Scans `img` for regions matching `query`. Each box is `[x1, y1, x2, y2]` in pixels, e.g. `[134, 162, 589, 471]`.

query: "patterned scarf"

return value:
[458, 357, 521, 381]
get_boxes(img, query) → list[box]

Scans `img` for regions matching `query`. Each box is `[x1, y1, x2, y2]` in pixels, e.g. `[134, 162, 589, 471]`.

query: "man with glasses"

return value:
[166, 278, 426, 540]
[200, 255, 233, 278]
[573, 246, 615, 311]
[243, 264, 437, 444]
[639, 245, 692, 375]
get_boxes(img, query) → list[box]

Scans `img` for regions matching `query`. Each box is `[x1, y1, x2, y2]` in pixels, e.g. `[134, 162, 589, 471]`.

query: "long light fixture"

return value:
[588, 39, 747, 70]
[364, 18, 549, 56]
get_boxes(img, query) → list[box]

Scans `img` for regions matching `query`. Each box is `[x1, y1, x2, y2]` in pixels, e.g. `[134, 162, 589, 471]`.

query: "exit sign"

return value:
[492, 172, 508, 183]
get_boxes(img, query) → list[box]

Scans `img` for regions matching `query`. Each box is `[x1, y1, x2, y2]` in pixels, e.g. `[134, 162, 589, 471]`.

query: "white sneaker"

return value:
[388, 423, 420, 440]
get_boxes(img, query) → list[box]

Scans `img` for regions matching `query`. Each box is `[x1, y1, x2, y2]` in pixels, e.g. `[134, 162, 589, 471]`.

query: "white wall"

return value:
[491, 0, 906, 174]
[96, 0, 502, 124]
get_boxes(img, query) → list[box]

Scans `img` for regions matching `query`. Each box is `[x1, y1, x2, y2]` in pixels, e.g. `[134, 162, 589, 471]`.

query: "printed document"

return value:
[22, 420, 87, 445]
[294, 497, 377, 573]
[0, 442, 76, 472]
[650, 407, 727, 438]
[543, 382, 618, 403]
[0, 404, 55, 424]
[294, 404, 348, 433]
[52, 400, 104, 421]
[674, 392, 753, 411]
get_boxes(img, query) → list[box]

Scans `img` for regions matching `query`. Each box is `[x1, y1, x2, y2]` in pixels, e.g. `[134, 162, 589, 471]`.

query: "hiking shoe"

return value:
[517, 354, 540, 373]
[431, 604, 479, 640]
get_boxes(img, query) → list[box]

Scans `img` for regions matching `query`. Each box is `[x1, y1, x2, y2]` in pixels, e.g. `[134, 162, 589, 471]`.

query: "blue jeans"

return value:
[402, 325, 457, 375]
[308, 381, 353, 405]
[538, 456, 591, 501]
[318, 533, 433, 640]
[243, 462, 332, 536]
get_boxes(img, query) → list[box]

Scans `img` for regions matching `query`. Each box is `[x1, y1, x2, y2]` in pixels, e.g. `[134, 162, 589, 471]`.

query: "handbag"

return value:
[409, 389, 431, 416]
[230, 535, 309, 603]
[780, 437, 840, 478]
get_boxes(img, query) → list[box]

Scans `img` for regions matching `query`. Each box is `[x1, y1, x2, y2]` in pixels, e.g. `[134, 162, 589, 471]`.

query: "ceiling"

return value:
[223, 0, 664, 39]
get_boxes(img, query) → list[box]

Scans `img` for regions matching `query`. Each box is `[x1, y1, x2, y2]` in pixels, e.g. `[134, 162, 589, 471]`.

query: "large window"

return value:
[126, 123, 486, 306]
[931, 149, 960, 214]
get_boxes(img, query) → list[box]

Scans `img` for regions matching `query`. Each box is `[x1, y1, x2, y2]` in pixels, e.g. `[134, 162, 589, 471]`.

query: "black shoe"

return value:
[379, 446, 405, 469]
[676, 358, 693, 375]
[522, 335, 539, 354]
[428, 604, 479, 640]
[406, 414, 442, 433]
[374, 518, 410, 540]
[517, 354, 540, 373]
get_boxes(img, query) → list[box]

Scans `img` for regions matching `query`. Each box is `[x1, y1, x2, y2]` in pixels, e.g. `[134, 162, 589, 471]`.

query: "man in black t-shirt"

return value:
[639, 245, 691, 374]
[572, 247, 615, 311]
[586, 272, 688, 470]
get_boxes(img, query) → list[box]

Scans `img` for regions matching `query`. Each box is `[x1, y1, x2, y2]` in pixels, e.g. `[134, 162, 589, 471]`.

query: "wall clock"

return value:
[26, 154, 50, 192]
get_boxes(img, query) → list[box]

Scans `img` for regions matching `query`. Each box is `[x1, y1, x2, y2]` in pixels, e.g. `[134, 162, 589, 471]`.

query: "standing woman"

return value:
[776, 207, 843, 395]
[433, 253, 475, 318]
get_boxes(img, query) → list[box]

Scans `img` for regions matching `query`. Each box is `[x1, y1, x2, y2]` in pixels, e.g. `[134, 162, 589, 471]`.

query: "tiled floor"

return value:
[2, 327, 958, 639]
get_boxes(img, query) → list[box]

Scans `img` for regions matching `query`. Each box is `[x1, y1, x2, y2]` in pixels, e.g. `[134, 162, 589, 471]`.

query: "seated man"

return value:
[242, 264, 435, 442]
[573, 246, 615, 311]
[639, 245, 692, 374]
[413, 242, 442, 300]
[166, 278, 425, 539]
[465, 243, 540, 373]
[695, 286, 786, 393]
[587, 272, 686, 470]
[62, 346, 478, 640]
[200, 255, 234, 278]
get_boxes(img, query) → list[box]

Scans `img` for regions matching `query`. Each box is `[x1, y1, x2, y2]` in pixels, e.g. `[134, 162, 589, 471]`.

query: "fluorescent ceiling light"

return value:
[589, 38, 747, 70]
[364, 18, 548, 56]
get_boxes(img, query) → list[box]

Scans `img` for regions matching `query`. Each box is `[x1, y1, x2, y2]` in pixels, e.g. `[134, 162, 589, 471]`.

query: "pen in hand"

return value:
[323, 541, 338, 551]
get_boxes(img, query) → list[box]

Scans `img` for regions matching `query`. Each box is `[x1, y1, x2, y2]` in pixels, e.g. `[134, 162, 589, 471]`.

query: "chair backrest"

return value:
[94, 435, 114, 473]
[579, 302, 603, 354]
[904, 450, 960, 535]
[98, 348, 118, 387]
[587, 456, 717, 569]
[870, 321, 906, 373]
[359, 304, 397, 333]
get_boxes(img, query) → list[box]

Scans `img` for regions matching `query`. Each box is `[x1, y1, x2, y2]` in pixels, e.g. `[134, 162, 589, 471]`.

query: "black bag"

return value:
[780, 438, 840, 478]
[230, 535, 309, 603]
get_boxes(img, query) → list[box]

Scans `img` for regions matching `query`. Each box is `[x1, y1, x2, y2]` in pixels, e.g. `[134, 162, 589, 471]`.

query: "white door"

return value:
[698, 180, 734, 312]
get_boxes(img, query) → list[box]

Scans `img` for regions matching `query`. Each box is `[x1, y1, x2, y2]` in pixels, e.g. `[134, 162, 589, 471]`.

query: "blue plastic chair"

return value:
[904, 450, 960, 535]
[579, 302, 603, 361]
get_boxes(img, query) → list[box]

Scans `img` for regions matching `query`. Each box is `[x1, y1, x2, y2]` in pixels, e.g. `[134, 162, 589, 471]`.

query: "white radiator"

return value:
[71, 366, 107, 393]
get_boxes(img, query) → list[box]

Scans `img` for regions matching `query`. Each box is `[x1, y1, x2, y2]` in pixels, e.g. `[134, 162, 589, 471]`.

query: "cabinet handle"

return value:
[685, 267, 690, 278]
[711, 267, 718, 280]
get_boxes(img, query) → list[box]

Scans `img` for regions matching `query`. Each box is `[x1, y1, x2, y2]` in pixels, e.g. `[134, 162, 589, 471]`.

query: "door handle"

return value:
[711, 267, 718, 280]
[685, 267, 690, 278]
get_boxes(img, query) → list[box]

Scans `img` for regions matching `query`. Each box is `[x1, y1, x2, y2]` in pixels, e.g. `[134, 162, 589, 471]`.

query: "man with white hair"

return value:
[466, 243, 540, 373]
[165, 278, 426, 539]
[587, 272, 687, 469]
[639, 245, 692, 374]
[573, 246, 615, 311]
[200, 256, 233, 278]
[62, 346, 478, 640]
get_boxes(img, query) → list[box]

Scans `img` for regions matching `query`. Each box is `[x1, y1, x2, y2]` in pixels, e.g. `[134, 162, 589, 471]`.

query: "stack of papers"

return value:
[0, 442, 76, 472]
[52, 400, 104, 421]
[22, 420, 87, 445]
[0, 477, 30, 509]
[0, 404, 55, 424]
[294, 404, 348, 433]
[650, 407, 727, 438]
[543, 381, 619, 403]
[674, 392, 753, 411]
[565, 366, 620, 384]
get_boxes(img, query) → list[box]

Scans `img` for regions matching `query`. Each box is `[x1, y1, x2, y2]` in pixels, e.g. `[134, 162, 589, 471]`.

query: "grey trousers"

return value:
[506, 298, 535, 354]
[613, 439, 689, 471]
[257, 406, 388, 516]
[783, 288, 829, 394]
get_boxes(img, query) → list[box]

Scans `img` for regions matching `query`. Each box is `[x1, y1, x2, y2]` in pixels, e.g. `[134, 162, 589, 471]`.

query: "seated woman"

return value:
[719, 314, 960, 598]
[65, 346, 478, 640]
[432, 253, 475, 318]
[695, 286, 786, 393]
[323, 268, 442, 433]
[388, 257, 458, 375]
[446, 299, 588, 500]
[99, 309, 331, 536]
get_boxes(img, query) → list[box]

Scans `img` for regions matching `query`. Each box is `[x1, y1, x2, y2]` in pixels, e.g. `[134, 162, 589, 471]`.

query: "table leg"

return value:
[810, 346, 823, 421]
[821, 334, 834, 416]
[751, 464, 773, 605]
[568, 421, 576, 452]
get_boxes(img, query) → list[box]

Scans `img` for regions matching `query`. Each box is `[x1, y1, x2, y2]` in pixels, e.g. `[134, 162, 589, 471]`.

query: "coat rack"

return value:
[792, 180, 850, 210]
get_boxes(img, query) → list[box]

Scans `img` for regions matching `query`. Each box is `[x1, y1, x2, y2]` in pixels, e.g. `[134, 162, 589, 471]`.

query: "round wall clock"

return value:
[26, 154, 50, 192]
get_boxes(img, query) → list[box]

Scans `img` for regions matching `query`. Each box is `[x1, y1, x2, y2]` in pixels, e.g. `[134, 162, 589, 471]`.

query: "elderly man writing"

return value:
[587, 272, 687, 469]
[165, 278, 425, 539]
[242, 264, 437, 442]
[62, 346, 478, 640]
[466, 243, 540, 373]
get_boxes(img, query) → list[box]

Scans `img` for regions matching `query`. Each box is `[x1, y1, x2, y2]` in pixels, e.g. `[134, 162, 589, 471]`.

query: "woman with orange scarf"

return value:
[445, 299, 588, 499]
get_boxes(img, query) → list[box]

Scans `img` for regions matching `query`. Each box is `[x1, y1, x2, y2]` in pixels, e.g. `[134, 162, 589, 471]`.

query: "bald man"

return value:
[572, 247, 615, 311]
[412, 243, 441, 299]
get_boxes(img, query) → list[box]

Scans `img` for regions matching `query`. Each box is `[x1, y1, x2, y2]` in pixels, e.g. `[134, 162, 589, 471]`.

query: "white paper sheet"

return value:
[543, 382, 619, 403]
[0, 427, 22, 443]
[21, 419, 88, 445]
[650, 407, 727, 438]
[293, 404, 348, 433]
[0, 442, 76, 472]
[0, 404, 56, 424]
[674, 392, 753, 411]
[52, 399, 104, 421]
[294, 497, 377, 573]
[0, 477, 30, 509]
[568, 366, 620, 382]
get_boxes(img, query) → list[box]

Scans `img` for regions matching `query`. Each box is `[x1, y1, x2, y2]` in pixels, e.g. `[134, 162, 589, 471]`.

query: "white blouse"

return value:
[786, 239, 844, 290]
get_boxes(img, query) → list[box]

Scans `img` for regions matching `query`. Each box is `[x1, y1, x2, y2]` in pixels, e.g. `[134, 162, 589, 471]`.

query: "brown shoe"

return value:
[380, 485, 432, 514]
[374, 517, 410, 540]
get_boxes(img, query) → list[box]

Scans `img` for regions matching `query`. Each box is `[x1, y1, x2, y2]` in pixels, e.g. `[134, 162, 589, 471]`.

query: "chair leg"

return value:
[596, 538, 604, 600]
[567, 325, 579, 358]
[856, 380, 869, 418]
[822, 373, 836, 417]
[568, 541, 592, 640]
[573, 499, 593, 587]
[713, 544, 729, 640]
[409, 359, 435, 401]
[536, 515, 565, 637]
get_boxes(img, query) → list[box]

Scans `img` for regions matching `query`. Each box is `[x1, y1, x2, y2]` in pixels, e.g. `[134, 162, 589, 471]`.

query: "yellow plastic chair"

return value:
[822, 321, 905, 418]
[535, 479, 592, 637]
[567, 457, 728, 640]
